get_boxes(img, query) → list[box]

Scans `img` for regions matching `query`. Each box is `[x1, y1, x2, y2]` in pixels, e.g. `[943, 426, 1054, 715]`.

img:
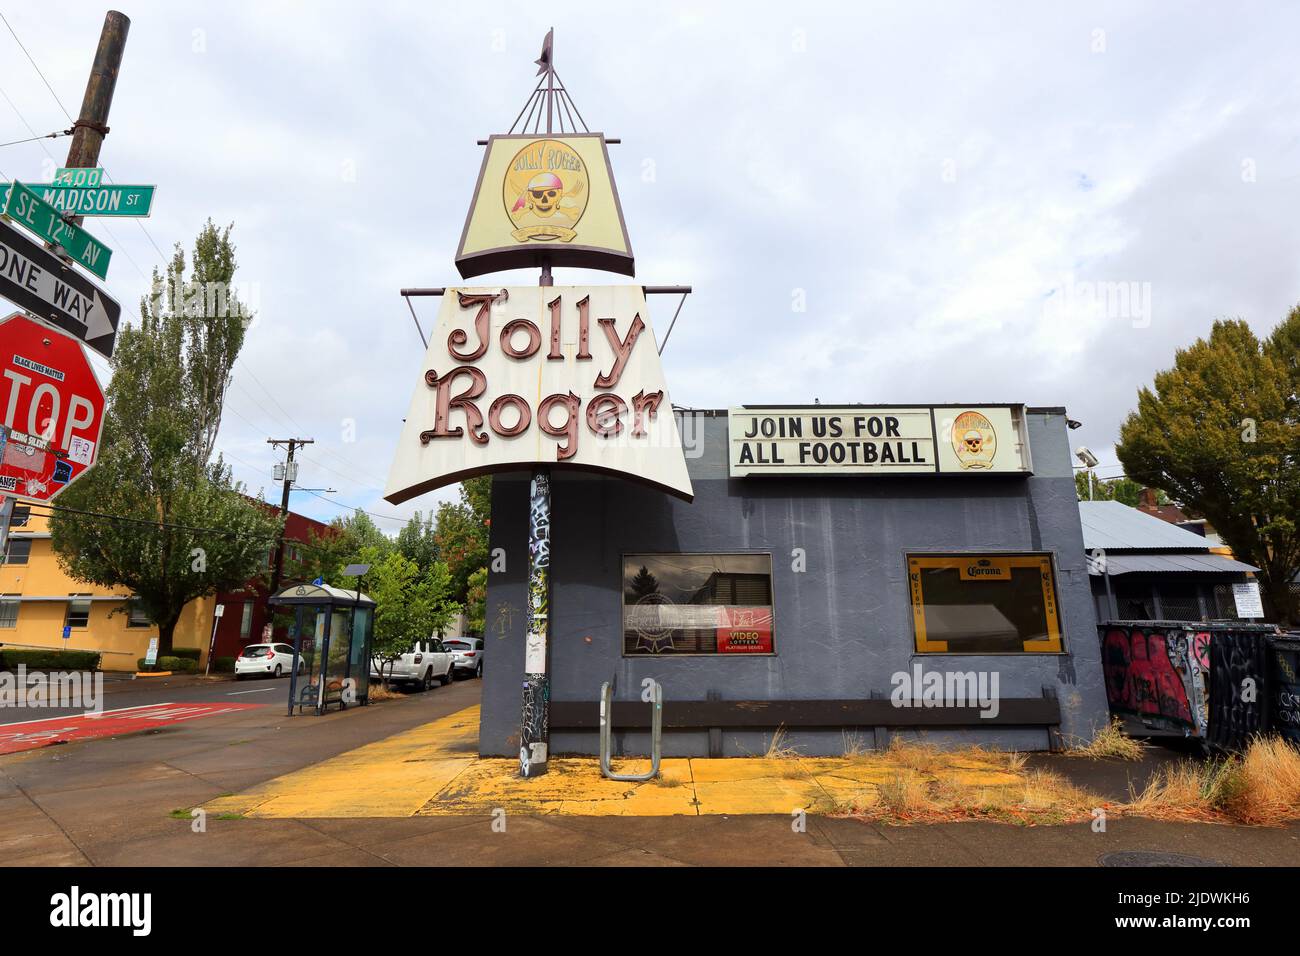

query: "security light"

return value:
[1074, 447, 1099, 469]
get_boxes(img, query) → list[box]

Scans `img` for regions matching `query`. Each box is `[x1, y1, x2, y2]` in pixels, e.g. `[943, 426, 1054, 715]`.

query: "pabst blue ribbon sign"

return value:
[384, 285, 693, 504]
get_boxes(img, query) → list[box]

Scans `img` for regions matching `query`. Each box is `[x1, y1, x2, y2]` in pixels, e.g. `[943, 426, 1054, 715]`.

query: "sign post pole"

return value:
[519, 469, 552, 777]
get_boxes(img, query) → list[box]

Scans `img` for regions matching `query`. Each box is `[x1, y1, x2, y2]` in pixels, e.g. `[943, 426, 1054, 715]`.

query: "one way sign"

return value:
[0, 219, 119, 358]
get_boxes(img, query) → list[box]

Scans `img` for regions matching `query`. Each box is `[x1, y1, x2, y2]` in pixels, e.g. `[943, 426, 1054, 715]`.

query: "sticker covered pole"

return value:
[519, 469, 551, 776]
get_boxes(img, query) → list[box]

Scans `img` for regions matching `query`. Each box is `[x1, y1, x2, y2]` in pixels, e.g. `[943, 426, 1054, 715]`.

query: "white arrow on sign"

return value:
[86, 291, 114, 341]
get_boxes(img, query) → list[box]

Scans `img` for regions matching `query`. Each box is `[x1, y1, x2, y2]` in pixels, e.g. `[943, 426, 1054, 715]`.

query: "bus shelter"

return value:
[269, 583, 376, 717]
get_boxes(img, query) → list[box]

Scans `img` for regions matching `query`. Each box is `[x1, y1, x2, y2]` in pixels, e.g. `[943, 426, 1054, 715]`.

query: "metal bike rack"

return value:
[599, 678, 662, 781]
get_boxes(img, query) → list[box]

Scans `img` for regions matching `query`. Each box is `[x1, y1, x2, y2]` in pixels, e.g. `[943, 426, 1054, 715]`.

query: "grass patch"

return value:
[215, 813, 244, 821]
[1123, 736, 1300, 826]
[834, 740, 1102, 826]
[763, 725, 801, 761]
[367, 683, 405, 702]
[1068, 718, 1146, 761]
[168, 808, 193, 819]
[841, 731, 872, 759]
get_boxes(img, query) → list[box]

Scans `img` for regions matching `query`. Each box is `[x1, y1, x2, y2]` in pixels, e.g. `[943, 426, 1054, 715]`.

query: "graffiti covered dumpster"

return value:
[1098, 621, 1279, 753]
[1269, 637, 1300, 747]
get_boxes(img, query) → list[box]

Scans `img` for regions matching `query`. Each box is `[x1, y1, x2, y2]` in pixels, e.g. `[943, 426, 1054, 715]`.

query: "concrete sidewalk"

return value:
[3, 680, 1299, 866]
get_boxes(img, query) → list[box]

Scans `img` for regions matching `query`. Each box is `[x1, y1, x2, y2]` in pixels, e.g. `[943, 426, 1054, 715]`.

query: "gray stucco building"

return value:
[479, 406, 1109, 757]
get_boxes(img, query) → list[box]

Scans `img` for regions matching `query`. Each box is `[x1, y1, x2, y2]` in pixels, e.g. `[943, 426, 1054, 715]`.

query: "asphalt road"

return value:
[0, 672, 295, 724]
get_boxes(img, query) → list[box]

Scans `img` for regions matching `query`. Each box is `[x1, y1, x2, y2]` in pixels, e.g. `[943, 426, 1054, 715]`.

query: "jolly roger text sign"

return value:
[728, 406, 1034, 476]
[385, 286, 692, 504]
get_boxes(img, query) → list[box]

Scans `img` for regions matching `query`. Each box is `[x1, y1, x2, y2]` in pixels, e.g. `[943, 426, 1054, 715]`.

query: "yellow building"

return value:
[0, 507, 215, 672]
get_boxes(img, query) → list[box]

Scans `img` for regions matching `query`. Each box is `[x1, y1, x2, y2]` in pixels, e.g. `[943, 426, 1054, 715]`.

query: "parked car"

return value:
[370, 639, 454, 691]
[443, 637, 484, 678]
[234, 643, 301, 680]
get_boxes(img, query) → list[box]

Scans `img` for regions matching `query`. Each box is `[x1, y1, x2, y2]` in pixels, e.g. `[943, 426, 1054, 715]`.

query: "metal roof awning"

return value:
[1090, 553, 1258, 576]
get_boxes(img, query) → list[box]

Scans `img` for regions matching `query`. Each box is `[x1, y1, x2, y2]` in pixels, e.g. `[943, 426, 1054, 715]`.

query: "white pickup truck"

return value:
[370, 639, 455, 691]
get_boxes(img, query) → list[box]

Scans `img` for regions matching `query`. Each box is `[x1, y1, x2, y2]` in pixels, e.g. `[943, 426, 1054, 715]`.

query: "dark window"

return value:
[622, 553, 774, 656]
[4, 538, 31, 565]
[9, 505, 30, 528]
[908, 553, 1063, 653]
[127, 598, 152, 628]
[65, 596, 92, 630]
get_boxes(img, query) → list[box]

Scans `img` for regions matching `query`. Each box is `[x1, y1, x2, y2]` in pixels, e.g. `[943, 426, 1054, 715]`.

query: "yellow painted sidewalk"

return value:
[204, 705, 1022, 819]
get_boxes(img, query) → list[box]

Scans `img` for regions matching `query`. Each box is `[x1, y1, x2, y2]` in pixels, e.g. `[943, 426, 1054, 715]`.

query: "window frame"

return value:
[64, 595, 93, 630]
[0, 594, 19, 629]
[4, 537, 32, 565]
[620, 550, 777, 658]
[127, 597, 152, 628]
[906, 551, 1065, 655]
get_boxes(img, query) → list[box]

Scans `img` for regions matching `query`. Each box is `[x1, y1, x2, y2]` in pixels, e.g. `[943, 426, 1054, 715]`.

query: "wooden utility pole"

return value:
[267, 438, 313, 598]
[63, 10, 131, 224]
[0, 11, 130, 555]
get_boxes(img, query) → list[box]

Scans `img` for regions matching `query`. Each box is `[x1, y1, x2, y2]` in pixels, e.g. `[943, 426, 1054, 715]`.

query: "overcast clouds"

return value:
[2, 1, 1297, 530]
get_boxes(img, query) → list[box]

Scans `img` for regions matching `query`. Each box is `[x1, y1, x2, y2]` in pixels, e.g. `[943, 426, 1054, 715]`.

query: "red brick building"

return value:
[208, 505, 334, 662]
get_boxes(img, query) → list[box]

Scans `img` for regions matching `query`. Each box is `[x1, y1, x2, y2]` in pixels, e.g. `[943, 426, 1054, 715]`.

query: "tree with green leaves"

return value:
[465, 566, 487, 635]
[1117, 307, 1300, 625]
[396, 510, 439, 571]
[434, 478, 491, 604]
[50, 222, 282, 653]
[364, 548, 459, 685]
[300, 510, 393, 586]
[1073, 473, 1156, 507]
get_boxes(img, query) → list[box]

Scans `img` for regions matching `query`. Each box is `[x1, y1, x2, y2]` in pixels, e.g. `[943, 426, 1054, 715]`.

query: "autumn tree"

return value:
[1117, 307, 1300, 624]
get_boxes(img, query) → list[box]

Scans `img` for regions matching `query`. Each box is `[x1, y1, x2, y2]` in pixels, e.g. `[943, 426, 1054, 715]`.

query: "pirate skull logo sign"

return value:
[521, 173, 563, 217]
[503, 138, 589, 241]
[951, 411, 997, 469]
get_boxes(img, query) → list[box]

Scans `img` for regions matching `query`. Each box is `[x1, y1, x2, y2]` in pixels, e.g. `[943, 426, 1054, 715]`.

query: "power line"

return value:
[0, 128, 71, 149]
[0, 12, 75, 121]
[299, 488, 411, 525]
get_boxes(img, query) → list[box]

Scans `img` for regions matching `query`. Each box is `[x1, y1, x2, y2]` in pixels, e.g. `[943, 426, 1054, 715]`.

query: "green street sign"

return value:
[2, 181, 112, 280]
[54, 167, 103, 187]
[26, 182, 155, 218]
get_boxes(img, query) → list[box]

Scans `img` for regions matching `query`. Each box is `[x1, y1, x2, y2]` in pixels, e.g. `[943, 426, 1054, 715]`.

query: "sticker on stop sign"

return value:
[0, 312, 105, 502]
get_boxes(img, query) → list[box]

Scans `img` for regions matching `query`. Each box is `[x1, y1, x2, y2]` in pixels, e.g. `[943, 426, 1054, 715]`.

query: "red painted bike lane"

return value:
[0, 702, 265, 755]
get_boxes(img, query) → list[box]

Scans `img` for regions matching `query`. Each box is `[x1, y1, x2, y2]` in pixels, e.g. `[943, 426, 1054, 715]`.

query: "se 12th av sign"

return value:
[0, 313, 105, 503]
[0, 220, 120, 359]
[3, 181, 112, 280]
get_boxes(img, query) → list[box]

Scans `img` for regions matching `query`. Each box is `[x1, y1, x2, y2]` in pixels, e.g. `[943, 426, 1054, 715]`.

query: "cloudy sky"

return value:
[2, 1, 1297, 531]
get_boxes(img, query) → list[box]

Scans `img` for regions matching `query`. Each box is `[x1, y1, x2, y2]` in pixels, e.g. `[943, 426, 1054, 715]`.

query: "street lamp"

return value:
[1075, 446, 1100, 500]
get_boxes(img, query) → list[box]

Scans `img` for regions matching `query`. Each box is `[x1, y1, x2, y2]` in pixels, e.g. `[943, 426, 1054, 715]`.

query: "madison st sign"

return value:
[728, 405, 1033, 476]
[385, 285, 692, 504]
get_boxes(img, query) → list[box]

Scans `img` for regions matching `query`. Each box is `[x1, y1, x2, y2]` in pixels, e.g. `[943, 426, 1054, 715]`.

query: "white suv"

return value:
[444, 637, 484, 678]
[370, 639, 454, 691]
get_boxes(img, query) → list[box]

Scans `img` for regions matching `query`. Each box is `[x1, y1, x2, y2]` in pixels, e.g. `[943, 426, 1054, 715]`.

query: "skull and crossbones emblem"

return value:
[951, 411, 997, 469]
[515, 173, 564, 218]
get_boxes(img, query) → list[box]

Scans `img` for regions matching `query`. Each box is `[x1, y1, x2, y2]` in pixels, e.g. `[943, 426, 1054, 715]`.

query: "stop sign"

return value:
[0, 312, 105, 502]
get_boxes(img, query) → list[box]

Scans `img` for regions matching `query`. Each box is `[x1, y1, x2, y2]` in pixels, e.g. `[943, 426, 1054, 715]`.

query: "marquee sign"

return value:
[728, 405, 1032, 476]
[385, 285, 692, 503]
[454, 134, 634, 279]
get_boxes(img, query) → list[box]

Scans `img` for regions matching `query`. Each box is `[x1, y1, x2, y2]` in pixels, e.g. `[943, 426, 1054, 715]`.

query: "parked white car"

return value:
[370, 639, 454, 691]
[234, 643, 301, 680]
[443, 637, 484, 678]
